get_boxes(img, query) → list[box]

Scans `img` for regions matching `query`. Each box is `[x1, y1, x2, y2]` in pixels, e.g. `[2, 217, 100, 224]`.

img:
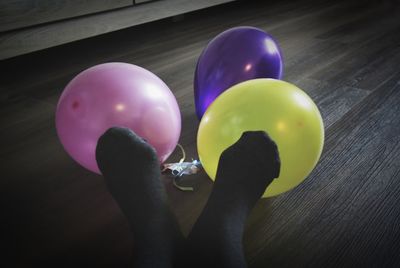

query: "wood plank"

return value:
[0, 0, 237, 60]
[0, 0, 323, 92]
[1, 0, 362, 102]
[135, 0, 155, 3]
[244, 74, 400, 267]
[0, 0, 132, 32]
[311, 25, 400, 89]
[3, 0, 359, 95]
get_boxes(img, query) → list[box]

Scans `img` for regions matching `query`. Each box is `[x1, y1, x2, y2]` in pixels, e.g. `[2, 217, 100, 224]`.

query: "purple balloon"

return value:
[194, 26, 283, 119]
[56, 62, 181, 174]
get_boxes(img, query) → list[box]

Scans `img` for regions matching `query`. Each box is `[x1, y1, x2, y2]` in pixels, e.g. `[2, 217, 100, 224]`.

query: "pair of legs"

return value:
[96, 127, 280, 268]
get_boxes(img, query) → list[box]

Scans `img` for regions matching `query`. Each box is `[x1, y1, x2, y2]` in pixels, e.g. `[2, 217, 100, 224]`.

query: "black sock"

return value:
[96, 127, 184, 268]
[182, 131, 280, 268]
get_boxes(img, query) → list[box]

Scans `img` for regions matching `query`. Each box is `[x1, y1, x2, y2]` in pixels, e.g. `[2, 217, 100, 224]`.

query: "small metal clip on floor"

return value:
[162, 144, 202, 192]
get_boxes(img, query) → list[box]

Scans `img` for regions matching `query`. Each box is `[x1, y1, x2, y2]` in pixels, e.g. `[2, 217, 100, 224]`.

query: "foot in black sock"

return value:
[214, 131, 281, 209]
[183, 131, 280, 268]
[96, 127, 183, 268]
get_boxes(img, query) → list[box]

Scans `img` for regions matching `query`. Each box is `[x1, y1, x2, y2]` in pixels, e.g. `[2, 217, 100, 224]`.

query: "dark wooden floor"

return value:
[1, 0, 400, 267]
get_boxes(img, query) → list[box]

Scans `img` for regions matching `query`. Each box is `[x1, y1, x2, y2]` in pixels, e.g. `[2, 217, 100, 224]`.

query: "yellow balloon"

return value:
[197, 79, 324, 197]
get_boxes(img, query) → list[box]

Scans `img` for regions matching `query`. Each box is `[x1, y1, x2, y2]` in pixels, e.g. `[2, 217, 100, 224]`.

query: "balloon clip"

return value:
[162, 144, 202, 192]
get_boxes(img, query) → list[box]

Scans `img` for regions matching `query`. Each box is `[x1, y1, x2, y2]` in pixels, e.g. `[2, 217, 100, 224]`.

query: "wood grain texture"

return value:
[135, 0, 156, 4]
[1, 0, 400, 266]
[0, 0, 132, 32]
[0, 0, 237, 60]
[244, 75, 400, 268]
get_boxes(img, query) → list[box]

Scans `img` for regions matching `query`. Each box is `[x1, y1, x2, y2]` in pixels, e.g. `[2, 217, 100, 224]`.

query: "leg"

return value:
[96, 127, 184, 268]
[182, 131, 280, 268]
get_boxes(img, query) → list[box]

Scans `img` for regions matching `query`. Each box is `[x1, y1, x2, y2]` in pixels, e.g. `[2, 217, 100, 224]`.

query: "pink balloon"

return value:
[56, 62, 181, 174]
